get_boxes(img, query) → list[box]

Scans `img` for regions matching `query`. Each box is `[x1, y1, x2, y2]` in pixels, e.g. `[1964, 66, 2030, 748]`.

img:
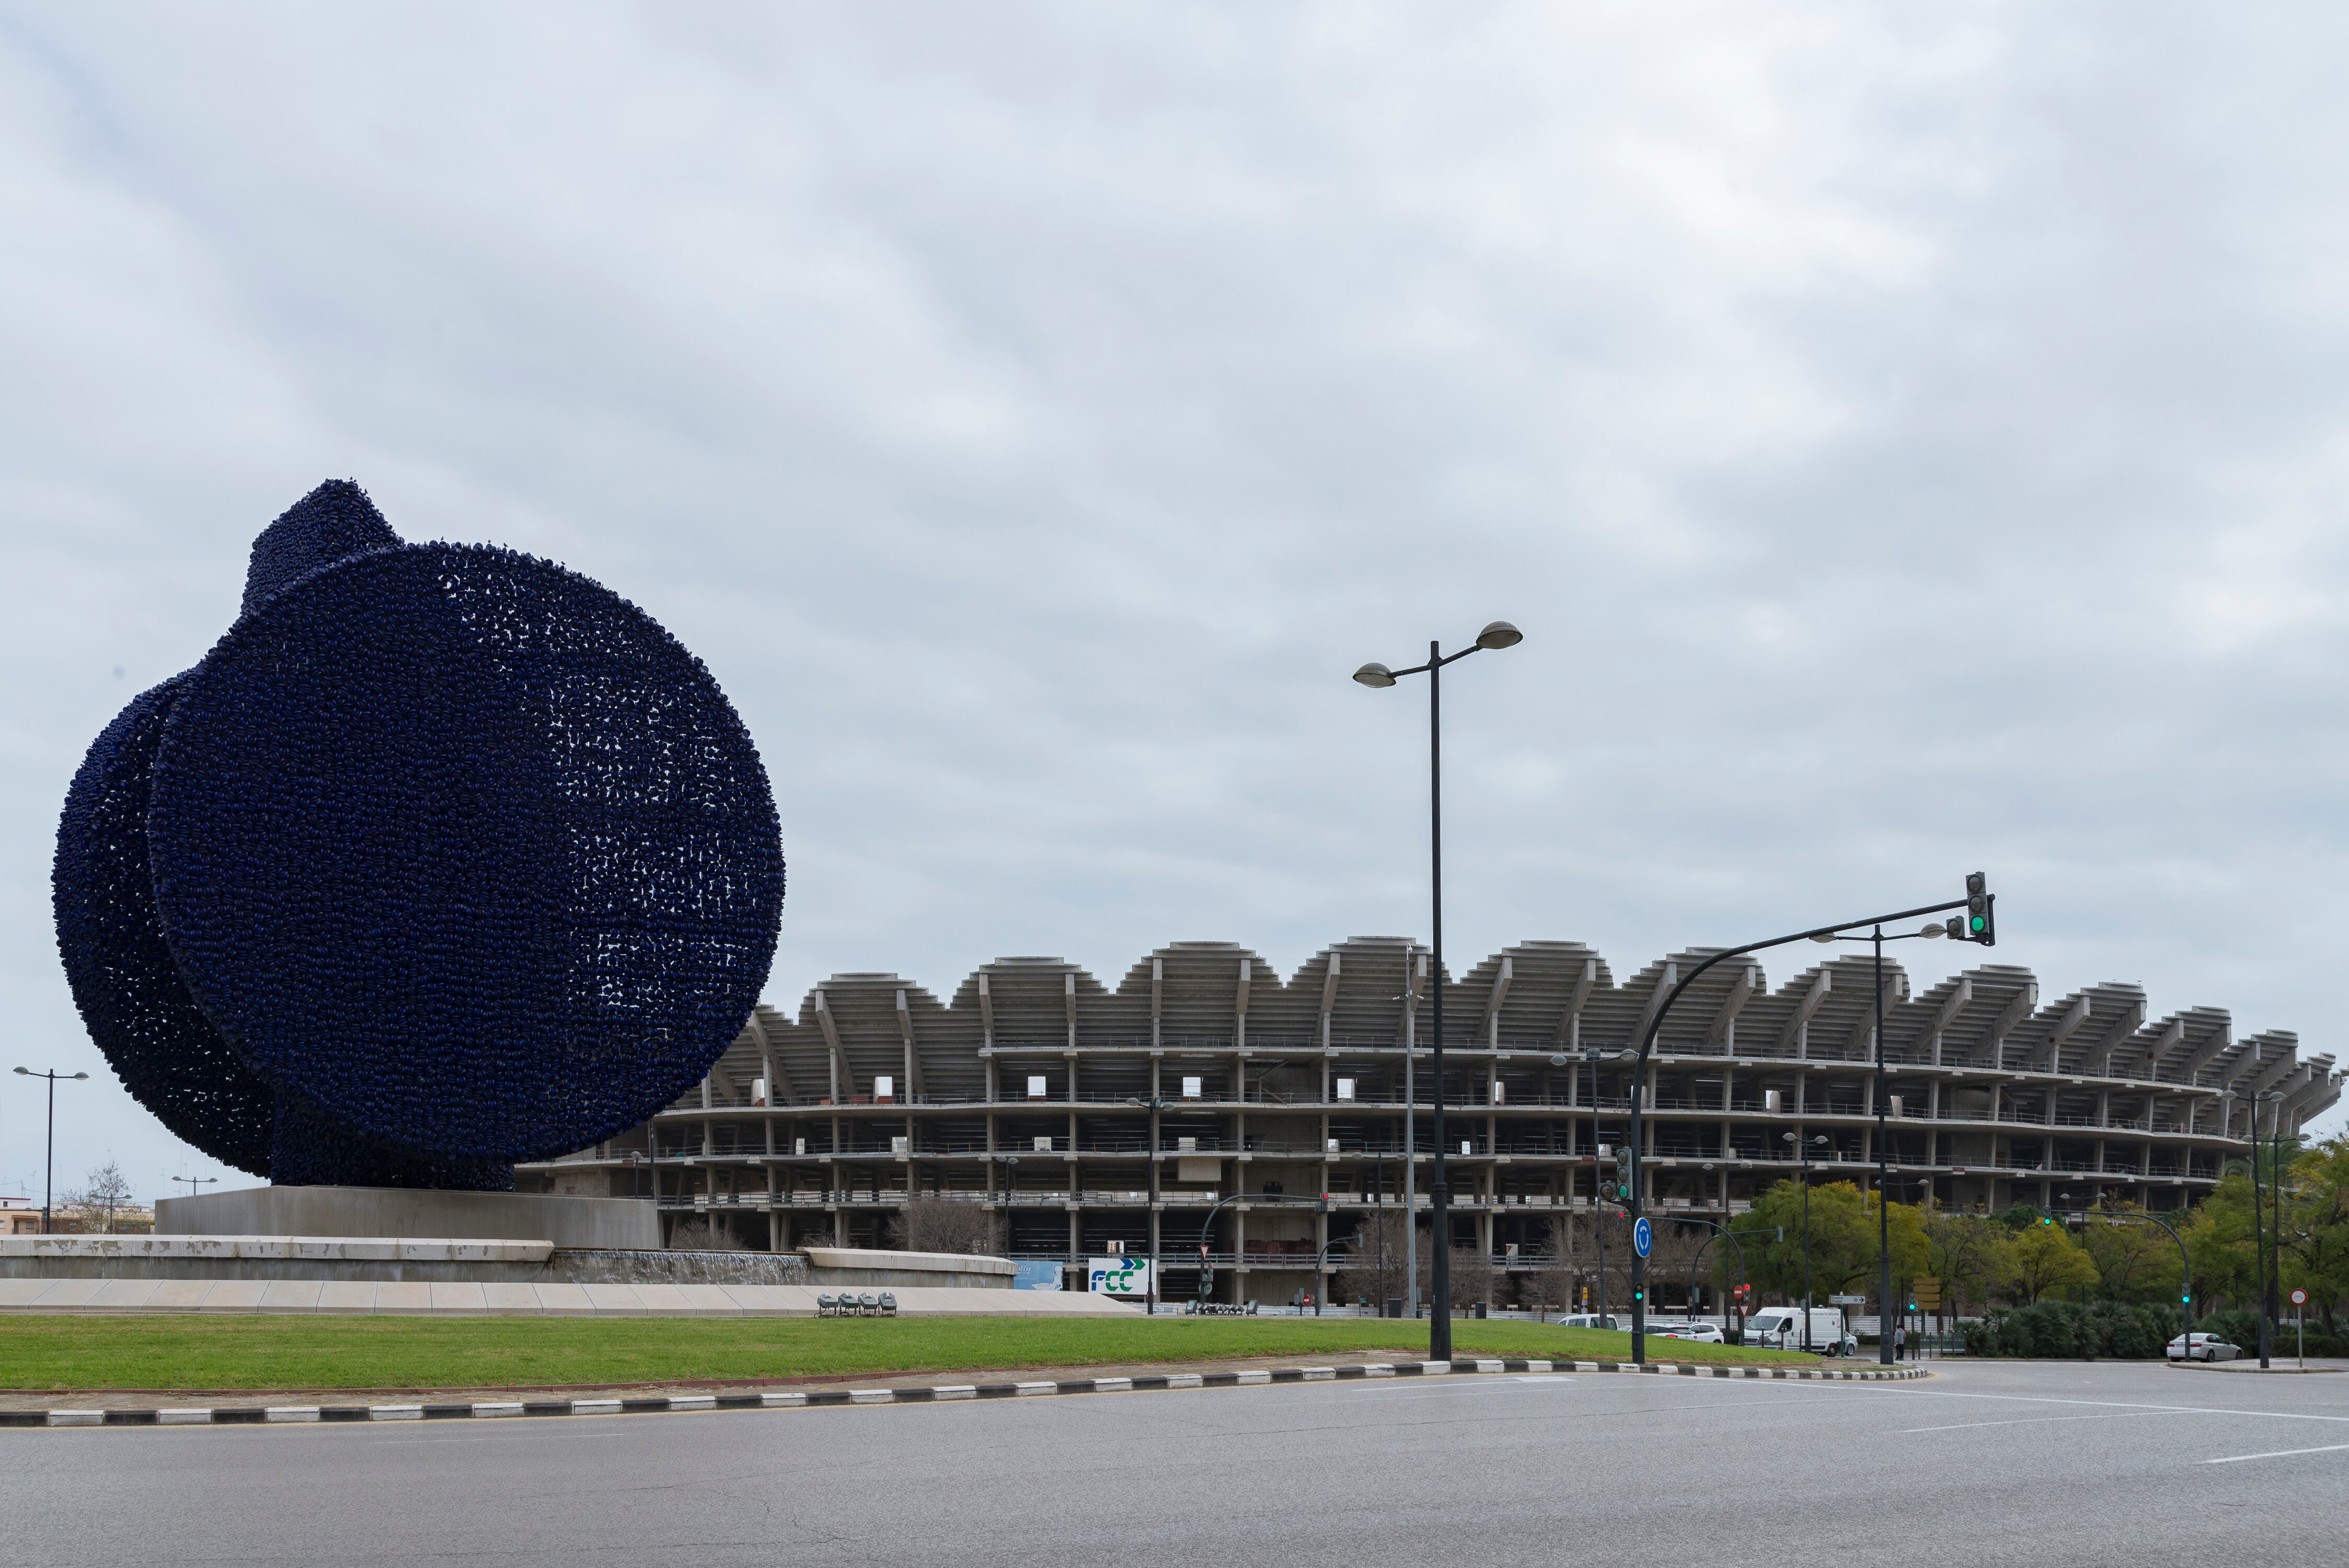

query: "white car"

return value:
[1557, 1313, 1625, 1331]
[2168, 1333, 2239, 1363]
[1658, 1322, 1725, 1344]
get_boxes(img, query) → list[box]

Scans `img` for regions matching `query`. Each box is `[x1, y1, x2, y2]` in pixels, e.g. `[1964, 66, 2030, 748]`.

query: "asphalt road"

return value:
[9, 1361, 2346, 1566]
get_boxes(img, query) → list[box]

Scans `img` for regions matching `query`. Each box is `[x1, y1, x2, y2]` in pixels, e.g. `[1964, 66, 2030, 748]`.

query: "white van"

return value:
[1557, 1313, 1625, 1331]
[1743, 1306, 1856, 1356]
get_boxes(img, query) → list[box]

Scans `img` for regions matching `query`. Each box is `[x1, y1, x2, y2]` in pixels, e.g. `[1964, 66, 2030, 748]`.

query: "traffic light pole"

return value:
[1682, 1220, 1751, 1327]
[1623, 891, 1983, 1366]
[1873, 926, 1894, 1366]
[2250, 1105, 2271, 1369]
[1590, 1050, 1605, 1324]
[2092, 1207, 2192, 1359]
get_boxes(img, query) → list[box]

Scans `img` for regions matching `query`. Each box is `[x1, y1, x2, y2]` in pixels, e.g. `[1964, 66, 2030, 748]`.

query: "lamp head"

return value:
[1809, 932, 1837, 943]
[10, 1067, 24, 1076]
[71, 1073, 88, 1080]
[1474, 620, 1523, 651]
[1919, 921, 1945, 939]
[1352, 662, 1397, 689]
[1548, 1054, 1569, 1067]
[1781, 1131, 1797, 1143]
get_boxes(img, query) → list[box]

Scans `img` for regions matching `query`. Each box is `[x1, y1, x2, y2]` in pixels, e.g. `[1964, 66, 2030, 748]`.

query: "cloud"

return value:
[1, 1, 2344, 1192]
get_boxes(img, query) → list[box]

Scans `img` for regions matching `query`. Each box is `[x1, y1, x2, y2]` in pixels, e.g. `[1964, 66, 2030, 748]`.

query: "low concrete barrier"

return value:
[156, 1186, 657, 1250]
[0, 1275, 1128, 1317]
[799, 1247, 1015, 1289]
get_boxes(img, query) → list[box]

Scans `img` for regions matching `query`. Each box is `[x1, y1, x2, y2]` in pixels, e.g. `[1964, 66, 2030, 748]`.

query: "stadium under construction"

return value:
[518, 938, 2339, 1306]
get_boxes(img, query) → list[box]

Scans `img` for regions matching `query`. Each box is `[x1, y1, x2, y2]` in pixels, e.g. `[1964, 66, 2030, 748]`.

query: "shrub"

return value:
[1969, 1300, 2180, 1358]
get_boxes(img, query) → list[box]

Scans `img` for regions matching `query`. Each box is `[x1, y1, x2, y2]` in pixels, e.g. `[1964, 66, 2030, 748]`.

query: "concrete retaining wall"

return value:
[2, 1237, 1007, 1289]
[155, 1186, 658, 1250]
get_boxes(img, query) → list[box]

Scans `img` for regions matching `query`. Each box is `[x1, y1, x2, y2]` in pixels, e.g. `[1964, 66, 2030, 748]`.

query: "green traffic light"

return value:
[1970, 915, 1986, 932]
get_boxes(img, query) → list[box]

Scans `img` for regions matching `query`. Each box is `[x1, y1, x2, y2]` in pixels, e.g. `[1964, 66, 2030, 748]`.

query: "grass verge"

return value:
[0, 1316, 1813, 1392]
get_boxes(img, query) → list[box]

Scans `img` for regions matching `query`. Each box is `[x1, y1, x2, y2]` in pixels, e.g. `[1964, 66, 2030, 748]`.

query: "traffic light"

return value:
[1953, 871, 1996, 946]
[1611, 1147, 1634, 1202]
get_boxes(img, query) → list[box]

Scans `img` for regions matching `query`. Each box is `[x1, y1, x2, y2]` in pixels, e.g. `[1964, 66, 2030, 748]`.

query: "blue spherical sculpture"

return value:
[53, 481, 784, 1190]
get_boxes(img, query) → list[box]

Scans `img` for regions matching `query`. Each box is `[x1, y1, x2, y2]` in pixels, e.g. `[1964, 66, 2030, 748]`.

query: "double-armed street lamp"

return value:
[13, 1066, 89, 1236]
[1781, 1131, 1829, 1350]
[1808, 917, 1959, 1366]
[2229, 1087, 2287, 1368]
[1354, 619, 1523, 1360]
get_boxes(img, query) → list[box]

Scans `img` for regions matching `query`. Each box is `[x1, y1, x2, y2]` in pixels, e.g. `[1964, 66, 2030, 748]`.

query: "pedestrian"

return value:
[1894, 1322, 1907, 1361]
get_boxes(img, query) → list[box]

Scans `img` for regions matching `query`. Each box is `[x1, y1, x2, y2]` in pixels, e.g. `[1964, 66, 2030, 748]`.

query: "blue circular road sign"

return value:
[1632, 1217, 1653, 1258]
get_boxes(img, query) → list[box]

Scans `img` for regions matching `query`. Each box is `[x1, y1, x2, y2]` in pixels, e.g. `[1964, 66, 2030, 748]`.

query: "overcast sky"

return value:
[4, 4, 2345, 1201]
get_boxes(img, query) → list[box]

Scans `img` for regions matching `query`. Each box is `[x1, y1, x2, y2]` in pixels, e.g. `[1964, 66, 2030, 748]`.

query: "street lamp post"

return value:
[1354, 619, 1522, 1363]
[169, 1174, 217, 1200]
[1125, 1095, 1166, 1315]
[1782, 1131, 1828, 1351]
[13, 1067, 90, 1236]
[2233, 1088, 2285, 1369]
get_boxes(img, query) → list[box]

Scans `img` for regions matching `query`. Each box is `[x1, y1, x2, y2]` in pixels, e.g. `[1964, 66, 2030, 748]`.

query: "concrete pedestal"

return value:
[155, 1185, 658, 1251]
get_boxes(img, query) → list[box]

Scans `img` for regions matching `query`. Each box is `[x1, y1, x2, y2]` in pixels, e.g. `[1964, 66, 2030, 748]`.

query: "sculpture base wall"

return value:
[155, 1185, 658, 1251]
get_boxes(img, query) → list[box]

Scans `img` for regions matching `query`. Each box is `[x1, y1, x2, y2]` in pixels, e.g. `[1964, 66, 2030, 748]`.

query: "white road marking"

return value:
[2206, 1442, 2349, 1465]
[1878, 1390, 2349, 1424]
[1898, 1411, 2196, 1434]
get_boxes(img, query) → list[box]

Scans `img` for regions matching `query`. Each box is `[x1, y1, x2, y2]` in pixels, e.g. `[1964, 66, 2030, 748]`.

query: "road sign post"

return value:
[2293, 1288, 2308, 1367]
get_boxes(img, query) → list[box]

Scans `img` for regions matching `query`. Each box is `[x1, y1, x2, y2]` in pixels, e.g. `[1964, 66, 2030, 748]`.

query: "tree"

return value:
[2272, 1138, 2349, 1338]
[885, 1197, 1001, 1256]
[2002, 1221, 2098, 1304]
[63, 1161, 134, 1233]
[2077, 1206, 2182, 1304]
[1335, 1209, 1420, 1310]
[1925, 1213, 2012, 1325]
[2179, 1173, 2262, 1314]
[1448, 1246, 1499, 1311]
[1725, 1181, 1926, 1307]
[1520, 1219, 1578, 1318]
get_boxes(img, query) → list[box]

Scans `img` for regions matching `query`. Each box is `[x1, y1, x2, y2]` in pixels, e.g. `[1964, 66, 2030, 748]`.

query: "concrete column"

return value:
[1068, 1207, 1080, 1264]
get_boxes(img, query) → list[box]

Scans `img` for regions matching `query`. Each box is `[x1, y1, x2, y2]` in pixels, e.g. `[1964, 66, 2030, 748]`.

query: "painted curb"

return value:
[0, 1361, 1928, 1429]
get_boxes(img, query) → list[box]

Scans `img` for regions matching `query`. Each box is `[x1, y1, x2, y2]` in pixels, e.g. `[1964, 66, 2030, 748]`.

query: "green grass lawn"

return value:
[0, 1315, 1813, 1392]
